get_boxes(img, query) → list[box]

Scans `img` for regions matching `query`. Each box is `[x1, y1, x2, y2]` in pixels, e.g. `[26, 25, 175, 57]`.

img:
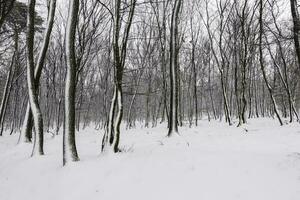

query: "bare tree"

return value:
[102, 0, 137, 153]
[290, 0, 300, 70]
[26, 0, 44, 156]
[168, 0, 182, 136]
[258, 0, 283, 126]
[63, 0, 80, 165]
[21, 0, 57, 143]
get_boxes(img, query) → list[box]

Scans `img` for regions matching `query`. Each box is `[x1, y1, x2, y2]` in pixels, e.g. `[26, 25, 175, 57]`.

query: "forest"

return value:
[0, 0, 300, 199]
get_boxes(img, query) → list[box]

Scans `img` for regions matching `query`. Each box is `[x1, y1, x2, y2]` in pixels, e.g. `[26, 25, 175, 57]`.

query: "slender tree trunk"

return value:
[102, 0, 136, 153]
[26, 0, 45, 156]
[112, 82, 123, 152]
[55, 98, 62, 134]
[208, 61, 217, 120]
[168, 0, 181, 136]
[191, 44, 198, 126]
[290, 0, 300, 71]
[63, 0, 80, 165]
[21, 0, 57, 143]
[0, 53, 15, 136]
[259, 0, 283, 126]
[102, 86, 117, 151]
[145, 77, 151, 128]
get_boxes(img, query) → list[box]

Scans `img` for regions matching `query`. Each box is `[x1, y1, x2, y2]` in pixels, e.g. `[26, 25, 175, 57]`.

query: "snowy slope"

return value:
[0, 118, 300, 200]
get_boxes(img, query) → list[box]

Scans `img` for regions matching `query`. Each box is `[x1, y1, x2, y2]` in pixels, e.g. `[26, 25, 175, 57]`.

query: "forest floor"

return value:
[0, 118, 300, 200]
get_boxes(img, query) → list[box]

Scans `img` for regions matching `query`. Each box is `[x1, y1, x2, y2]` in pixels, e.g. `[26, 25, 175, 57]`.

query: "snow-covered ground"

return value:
[0, 118, 300, 200]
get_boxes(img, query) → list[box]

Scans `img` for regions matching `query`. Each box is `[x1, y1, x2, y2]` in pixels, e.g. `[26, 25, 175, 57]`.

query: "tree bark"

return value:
[63, 0, 80, 165]
[168, 0, 181, 136]
[290, 0, 300, 70]
[259, 0, 283, 126]
[21, 0, 57, 143]
[0, 53, 15, 136]
[26, 0, 45, 156]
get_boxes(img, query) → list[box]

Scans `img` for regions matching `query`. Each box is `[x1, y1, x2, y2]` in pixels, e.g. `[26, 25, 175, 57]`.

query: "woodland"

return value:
[0, 1, 300, 199]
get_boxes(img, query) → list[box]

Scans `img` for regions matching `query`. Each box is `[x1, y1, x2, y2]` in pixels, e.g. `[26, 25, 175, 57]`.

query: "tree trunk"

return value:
[26, 0, 45, 156]
[168, 0, 181, 137]
[21, 0, 57, 143]
[102, 0, 136, 153]
[259, 0, 283, 126]
[63, 0, 80, 165]
[0, 53, 15, 136]
[290, 0, 300, 71]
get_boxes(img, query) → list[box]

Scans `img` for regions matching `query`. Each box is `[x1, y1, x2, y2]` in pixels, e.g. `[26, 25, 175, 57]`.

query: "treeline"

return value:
[0, 0, 300, 164]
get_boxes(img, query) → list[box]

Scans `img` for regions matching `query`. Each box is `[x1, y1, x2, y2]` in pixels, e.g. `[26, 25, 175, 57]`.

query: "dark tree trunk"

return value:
[168, 0, 182, 136]
[63, 0, 80, 165]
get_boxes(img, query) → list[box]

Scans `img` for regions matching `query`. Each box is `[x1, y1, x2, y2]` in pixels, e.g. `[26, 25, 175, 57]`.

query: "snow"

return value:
[0, 118, 300, 200]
